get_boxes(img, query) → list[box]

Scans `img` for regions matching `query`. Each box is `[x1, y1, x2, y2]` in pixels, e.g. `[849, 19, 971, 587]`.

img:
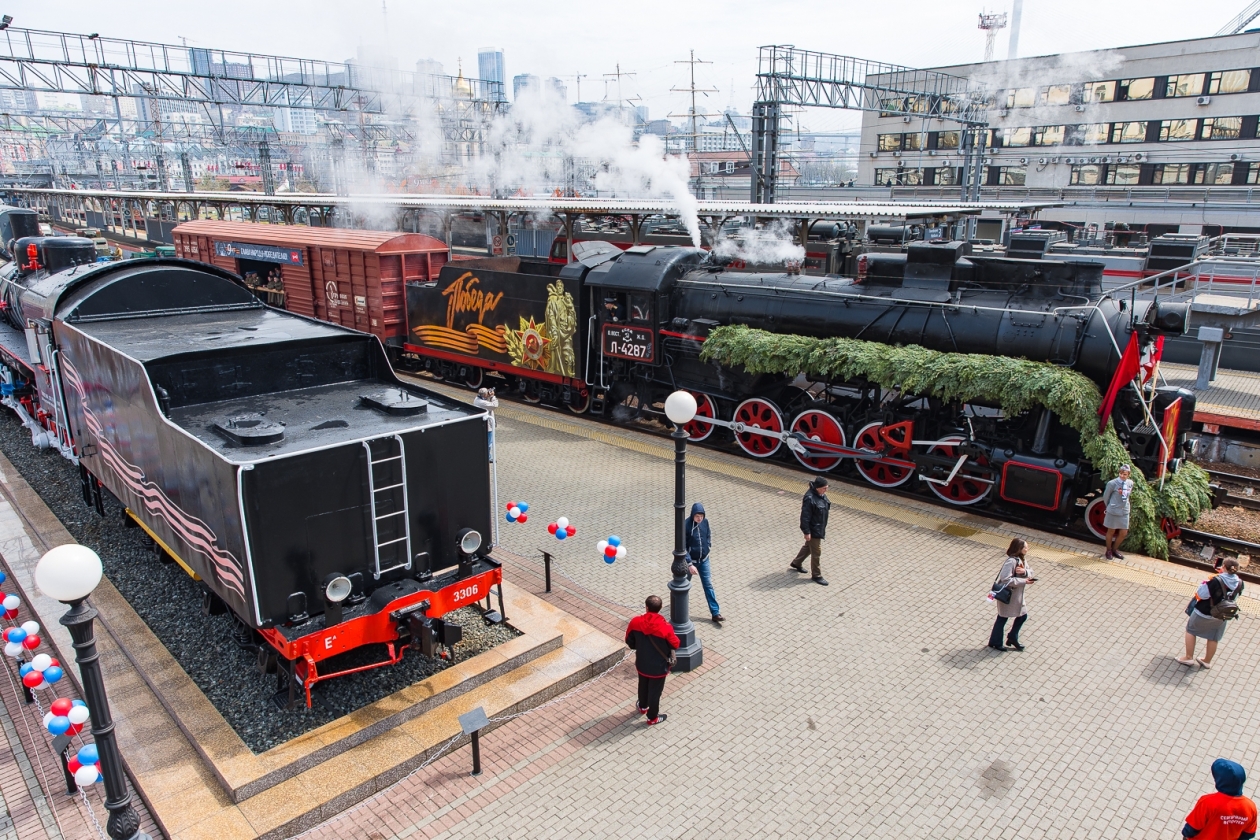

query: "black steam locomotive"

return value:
[0, 223, 499, 708]
[399, 240, 1192, 540]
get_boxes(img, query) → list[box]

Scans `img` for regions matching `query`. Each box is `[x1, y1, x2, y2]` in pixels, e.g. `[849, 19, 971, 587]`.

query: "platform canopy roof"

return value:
[14, 188, 1057, 221]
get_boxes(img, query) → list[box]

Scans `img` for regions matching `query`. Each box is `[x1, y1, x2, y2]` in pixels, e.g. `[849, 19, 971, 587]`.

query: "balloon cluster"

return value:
[547, 517, 576, 541]
[1, 589, 19, 621]
[597, 536, 627, 564]
[67, 742, 102, 786]
[43, 698, 90, 738]
[19, 653, 65, 690]
[505, 501, 529, 524]
[5, 621, 44, 660]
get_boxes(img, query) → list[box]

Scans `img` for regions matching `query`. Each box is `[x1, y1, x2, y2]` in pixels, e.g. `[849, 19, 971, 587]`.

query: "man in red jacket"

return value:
[625, 595, 680, 725]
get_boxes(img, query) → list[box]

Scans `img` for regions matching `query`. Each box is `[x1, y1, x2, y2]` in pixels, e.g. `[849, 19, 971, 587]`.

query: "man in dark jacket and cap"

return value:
[684, 502, 723, 624]
[1183, 758, 1257, 839]
[625, 595, 680, 725]
[790, 476, 831, 585]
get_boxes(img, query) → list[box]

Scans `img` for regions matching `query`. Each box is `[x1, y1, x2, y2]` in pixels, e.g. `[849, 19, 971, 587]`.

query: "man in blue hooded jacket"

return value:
[1183, 758, 1257, 839]
[684, 503, 723, 624]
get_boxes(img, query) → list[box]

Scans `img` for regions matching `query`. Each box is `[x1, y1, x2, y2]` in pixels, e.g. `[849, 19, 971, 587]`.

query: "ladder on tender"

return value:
[363, 434, 412, 579]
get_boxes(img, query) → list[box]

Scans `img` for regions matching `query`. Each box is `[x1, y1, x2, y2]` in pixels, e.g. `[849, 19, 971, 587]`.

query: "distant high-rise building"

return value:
[274, 106, 318, 135]
[546, 77, 568, 101]
[513, 73, 540, 100]
[415, 59, 444, 78]
[0, 89, 39, 113]
[478, 48, 506, 101]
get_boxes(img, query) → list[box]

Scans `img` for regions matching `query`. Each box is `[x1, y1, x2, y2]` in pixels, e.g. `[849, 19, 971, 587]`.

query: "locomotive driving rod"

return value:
[682, 414, 990, 487]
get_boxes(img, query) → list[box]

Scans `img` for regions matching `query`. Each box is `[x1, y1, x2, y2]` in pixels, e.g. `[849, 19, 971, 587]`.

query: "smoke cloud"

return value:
[712, 219, 805, 266]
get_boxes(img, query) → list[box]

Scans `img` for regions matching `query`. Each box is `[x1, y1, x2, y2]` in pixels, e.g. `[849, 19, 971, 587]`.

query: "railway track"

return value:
[1205, 467, 1260, 512]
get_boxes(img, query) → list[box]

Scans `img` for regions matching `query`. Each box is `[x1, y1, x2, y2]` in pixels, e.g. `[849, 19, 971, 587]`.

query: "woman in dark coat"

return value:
[988, 538, 1035, 651]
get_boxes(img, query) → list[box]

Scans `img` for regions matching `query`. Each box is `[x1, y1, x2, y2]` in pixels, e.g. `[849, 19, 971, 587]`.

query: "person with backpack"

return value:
[1181, 758, 1256, 840]
[625, 595, 679, 726]
[988, 538, 1036, 651]
[1179, 558, 1244, 669]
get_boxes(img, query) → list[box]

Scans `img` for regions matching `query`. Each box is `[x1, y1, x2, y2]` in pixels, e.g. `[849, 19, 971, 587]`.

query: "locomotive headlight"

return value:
[324, 574, 353, 604]
[457, 528, 483, 556]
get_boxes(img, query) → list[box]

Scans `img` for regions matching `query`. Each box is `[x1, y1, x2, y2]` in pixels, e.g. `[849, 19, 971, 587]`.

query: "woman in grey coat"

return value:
[1101, 465, 1134, 560]
[988, 538, 1035, 651]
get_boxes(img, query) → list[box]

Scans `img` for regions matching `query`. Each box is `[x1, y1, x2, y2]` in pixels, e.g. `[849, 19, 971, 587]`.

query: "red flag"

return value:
[1141, 335, 1165, 384]
[1098, 332, 1142, 432]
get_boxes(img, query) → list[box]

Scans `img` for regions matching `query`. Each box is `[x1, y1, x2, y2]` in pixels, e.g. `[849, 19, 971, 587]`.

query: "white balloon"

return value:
[31, 653, 51, 672]
[509, 507, 521, 518]
[556, 517, 569, 529]
[597, 540, 608, 553]
[615, 545, 627, 560]
[67, 706, 90, 725]
[74, 765, 99, 786]
[20, 621, 39, 636]
[33, 680, 48, 691]
[42, 711, 54, 726]
[3, 642, 22, 658]
[2, 595, 18, 611]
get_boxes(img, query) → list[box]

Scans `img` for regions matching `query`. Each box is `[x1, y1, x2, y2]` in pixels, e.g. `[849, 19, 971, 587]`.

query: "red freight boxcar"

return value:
[171, 220, 450, 343]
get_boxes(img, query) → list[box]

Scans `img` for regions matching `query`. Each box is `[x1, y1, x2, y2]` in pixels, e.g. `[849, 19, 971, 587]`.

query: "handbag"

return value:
[989, 568, 1013, 604]
[649, 635, 677, 670]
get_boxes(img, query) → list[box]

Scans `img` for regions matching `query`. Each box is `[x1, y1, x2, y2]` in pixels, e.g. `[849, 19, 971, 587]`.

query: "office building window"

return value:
[874, 167, 923, 186]
[994, 167, 1026, 185]
[1118, 77, 1155, 101]
[1201, 116, 1242, 139]
[878, 133, 903, 151]
[1000, 126, 1032, 147]
[1159, 119, 1199, 141]
[1071, 123, 1110, 145]
[1006, 88, 1037, 108]
[1043, 84, 1073, 105]
[1033, 125, 1066, 146]
[1192, 163, 1235, 184]
[1165, 73, 1206, 98]
[903, 133, 924, 151]
[1208, 69, 1251, 94]
[1111, 121, 1148, 143]
[931, 167, 961, 186]
[1153, 163, 1192, 184]
[1086, 81, 1116, 103]
[1247, 163, 1260, 184]
[1070, 165, 1104, 185]
[936, 130, 960, 149]
[1107, 164, 1142, 185]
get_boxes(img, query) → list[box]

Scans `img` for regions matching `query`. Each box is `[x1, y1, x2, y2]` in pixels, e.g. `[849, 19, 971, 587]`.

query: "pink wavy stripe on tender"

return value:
[62, 361, 247, 601]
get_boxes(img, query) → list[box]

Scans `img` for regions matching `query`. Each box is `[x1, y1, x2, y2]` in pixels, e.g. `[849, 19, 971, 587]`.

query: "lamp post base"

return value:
[668, 573, 703, 672]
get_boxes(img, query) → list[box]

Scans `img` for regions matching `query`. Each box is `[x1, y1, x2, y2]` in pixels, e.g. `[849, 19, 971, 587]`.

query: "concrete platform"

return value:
[0, 446, 622, 839]
[1161, 362, 1260, 432]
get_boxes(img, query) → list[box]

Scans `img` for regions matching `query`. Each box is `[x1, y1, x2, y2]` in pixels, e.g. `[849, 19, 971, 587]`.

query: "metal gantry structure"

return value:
[749, 45, 990, 219]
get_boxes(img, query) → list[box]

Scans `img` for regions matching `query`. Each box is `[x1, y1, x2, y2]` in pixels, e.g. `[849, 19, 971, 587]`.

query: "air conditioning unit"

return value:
[1074, 104, 1087, 112]
[1018, 157, 1028, 165]
[1197, 95, 1211, 105]
[1117, 156, 1129, 164]
[1051, 156, 1061, 163]
[869, 151, 878, 157]
[1132, 153, 1144, 161]
[997, 110, 1009, 119]
[893, 150, 902, 157]
[1038, 157, 1048, 165]
[927, 149, 936, 156]
[1231, 153, 1244, 161]
[984, 157, 994, 166]
[1089, 157, 1100, 164]
[902, 116, 912, 123]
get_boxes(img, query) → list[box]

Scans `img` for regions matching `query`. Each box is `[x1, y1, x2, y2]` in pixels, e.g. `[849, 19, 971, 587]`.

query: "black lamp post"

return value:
[35, 544, 150, 840]
[663, 391, 702, 671]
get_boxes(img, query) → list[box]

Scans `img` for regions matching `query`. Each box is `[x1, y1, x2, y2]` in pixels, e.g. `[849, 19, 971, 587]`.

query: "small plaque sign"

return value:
[458, 706, 489, 735]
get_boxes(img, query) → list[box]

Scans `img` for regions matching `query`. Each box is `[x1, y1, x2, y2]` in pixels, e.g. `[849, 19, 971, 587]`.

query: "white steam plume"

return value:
[713, 219, 805, 266]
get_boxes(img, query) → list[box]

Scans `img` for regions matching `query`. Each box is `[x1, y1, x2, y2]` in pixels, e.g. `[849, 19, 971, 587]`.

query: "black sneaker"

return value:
[988, 644, 1005, 652]
[647, 714, 668, 725]
[812, 576, 829, 586]
[789, 565, 806, 573]
[1006, 640, 1025, 651]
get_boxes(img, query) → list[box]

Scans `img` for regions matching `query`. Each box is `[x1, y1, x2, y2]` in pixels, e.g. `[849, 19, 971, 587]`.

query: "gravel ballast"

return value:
[0, 411, 519, 753]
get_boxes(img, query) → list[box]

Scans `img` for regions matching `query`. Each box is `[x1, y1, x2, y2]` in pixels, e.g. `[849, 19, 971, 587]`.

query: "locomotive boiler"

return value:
[399, 240, 1193, 540]
[0, 238, 499, 708]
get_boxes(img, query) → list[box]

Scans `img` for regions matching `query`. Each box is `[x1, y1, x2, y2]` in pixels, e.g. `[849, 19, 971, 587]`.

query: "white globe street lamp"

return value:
[664, 391, 702, 672]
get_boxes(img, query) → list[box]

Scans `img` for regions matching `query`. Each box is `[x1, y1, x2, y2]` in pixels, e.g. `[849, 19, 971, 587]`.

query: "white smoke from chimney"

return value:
[1007, 0, 1024, 60]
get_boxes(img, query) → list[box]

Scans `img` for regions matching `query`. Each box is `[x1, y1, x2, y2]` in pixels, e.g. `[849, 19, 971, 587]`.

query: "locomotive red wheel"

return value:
[790, 409, 846, 472]
[463, 366, 484, 390]
[924, 436, 992, 506]
[684, 392, 718, 442]
[733, 398, 783, 458]
[1084, 496, 1108, 541]
[853, 421, 914, 488]
[566, 389, 591, 415]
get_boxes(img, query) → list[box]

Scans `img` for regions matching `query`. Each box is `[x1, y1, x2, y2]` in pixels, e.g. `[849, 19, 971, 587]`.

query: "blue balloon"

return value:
[518, 502, 529, 513]
[0, 571, 6, 584]
[608, 536, 621, 547]
[47, 716, 70, 735]
[18, 663, 32, 676]
[7, 628, 25, 643]
[76, 744, 99, 766]
[505, 512, 515, 522]
[71, 699, 86, 708]
[43, 666, 63, 683]
[555, 529, 567, 540]
[603, 555, 616, 564]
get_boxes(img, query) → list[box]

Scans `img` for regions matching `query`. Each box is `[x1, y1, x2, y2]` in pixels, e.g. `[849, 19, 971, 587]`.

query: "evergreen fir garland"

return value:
[699, 325, 1211, 558]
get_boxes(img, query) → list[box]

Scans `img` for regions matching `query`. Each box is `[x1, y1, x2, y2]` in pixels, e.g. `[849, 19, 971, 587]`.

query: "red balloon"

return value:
[22, 671, 42, 688]
[604, 545, 617, 557]
[2, 628, 16, 642]
[67, 757, 81, 774]
[21, 634, 39, 650]
[50, 698, 73, 717]
[3, 609, 16, 620]
[547, 522, 558, 535]
[67, 723, 83, 736]
[565, 525, 576, 537]
[49, 658, 59, 668]
[517, 513, 528, 523]
[506, 501, 516, 511]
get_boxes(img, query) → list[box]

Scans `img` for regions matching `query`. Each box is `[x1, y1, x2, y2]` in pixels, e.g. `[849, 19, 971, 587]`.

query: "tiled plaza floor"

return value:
[298, 389, 1260, 840]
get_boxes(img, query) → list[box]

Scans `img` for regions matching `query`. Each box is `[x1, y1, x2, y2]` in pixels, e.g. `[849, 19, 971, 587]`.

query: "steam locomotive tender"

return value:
[400, 240, 1192, 540]
[0, 226, 499, 708]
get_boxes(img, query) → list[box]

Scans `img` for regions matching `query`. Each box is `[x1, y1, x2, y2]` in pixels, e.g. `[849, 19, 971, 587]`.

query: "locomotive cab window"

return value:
[629, 294, 651, 323]
[602, 292, 628, 322]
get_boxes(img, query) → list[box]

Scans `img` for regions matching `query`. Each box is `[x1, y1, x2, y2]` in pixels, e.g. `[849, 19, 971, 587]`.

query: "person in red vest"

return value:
[625, 595, 679, 726]
[1182, 759, 1256, 840]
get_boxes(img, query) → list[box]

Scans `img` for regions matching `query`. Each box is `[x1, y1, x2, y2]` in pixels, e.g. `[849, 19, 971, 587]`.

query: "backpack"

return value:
[1210, 577, 1241, 621]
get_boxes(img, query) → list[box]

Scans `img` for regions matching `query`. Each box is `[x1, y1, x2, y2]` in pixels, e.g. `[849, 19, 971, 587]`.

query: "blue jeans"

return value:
[691, 557, 720, 617]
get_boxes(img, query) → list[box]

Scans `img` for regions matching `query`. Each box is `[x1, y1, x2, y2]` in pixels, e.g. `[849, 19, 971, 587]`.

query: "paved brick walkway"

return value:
[297, 390, 1260, 840]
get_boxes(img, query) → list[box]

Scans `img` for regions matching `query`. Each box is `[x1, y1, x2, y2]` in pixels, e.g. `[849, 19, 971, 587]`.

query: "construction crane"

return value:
[978, 11, 1009, 62]
[1217, 0, 1260, 34]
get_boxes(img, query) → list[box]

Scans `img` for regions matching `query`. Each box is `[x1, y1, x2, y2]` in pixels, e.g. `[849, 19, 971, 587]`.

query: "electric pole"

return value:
[672, 51, 716, 153]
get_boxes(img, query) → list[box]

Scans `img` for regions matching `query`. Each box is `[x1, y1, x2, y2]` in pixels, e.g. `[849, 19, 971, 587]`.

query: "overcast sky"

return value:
[9, 1, 1254, 131]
